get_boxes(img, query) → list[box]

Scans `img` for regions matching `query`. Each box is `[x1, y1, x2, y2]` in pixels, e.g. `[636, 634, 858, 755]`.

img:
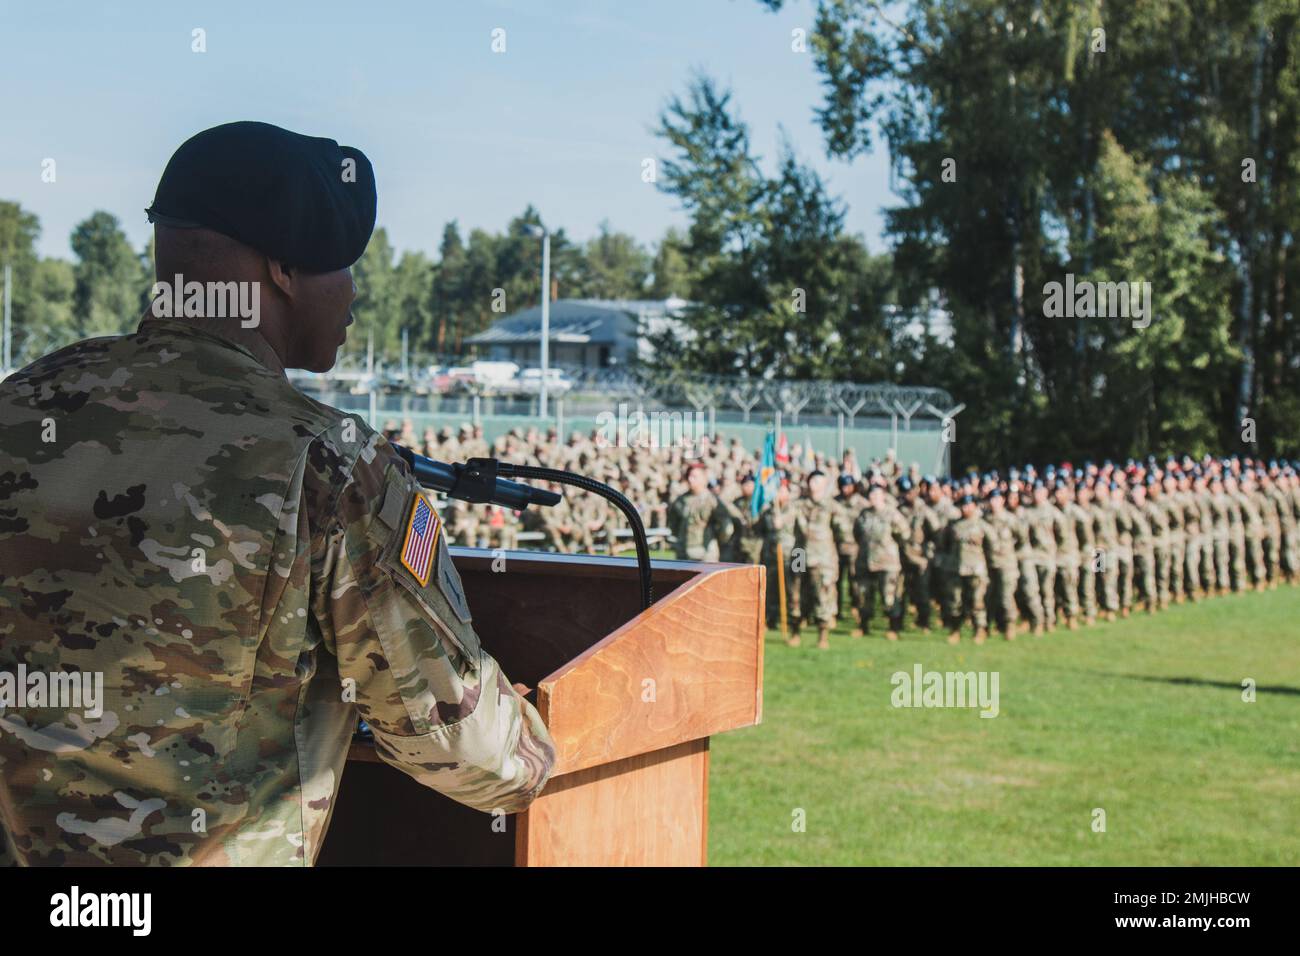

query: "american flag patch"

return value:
[399, 493, 441, 586]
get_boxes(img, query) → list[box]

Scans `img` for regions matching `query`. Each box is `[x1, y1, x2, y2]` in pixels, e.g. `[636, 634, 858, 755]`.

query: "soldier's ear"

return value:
[265, 257, 296, 300]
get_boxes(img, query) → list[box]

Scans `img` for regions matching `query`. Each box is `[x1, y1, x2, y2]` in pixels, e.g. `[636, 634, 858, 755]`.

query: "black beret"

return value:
[146, 121, 376, 272]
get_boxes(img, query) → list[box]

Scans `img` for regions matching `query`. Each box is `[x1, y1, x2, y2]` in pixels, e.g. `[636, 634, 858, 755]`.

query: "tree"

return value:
[70, 211, 147, 339]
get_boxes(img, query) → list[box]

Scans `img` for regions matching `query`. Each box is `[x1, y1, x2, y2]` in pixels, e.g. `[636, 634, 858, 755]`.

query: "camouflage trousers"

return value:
[1036, 560, 1057, 625]
[795, 562, 839, 628]
[1282, 529, 1300, 578]
[1184, 537, 1203, 594]
[988, 564, 1019, 630]
[943, 574, 988, 631]
[1212, 535, 1230, 591]
[1078, 563, 1097, 621]
[1096, 549, 1121, 612]
[1117, 552, 1134, 610]
[857, 567, 903, 631]
[1229, 534, 1248, 590]
[1017, 557, 1046, 627]
[1167, 540, 1185, 598]
[837, 550, 860, 619]
[1133, 549, 1157, 607]
[1263, 534, 1279, 581]
[904, 561, 933, 628]
[1153, 545, 1171, 604]
[1245, 535, 1265, 586]
[1055, 558, 1080, 622]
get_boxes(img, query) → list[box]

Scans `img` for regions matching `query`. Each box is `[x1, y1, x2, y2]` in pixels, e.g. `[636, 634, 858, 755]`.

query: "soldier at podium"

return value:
[0, 122, 555, 866]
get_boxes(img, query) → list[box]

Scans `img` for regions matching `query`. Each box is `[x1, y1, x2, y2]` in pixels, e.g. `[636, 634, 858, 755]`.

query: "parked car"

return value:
[509, 367, 574, 397]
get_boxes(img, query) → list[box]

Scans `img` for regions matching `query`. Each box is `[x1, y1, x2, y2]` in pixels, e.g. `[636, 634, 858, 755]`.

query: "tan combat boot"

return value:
[787, 628, 801, 648]
[946, 630, 961, 645]
[1003, 625, 1015, 641]
[973, 627, 987, 645]
[817, 627, 830, 650]
[885, 630, 899, 642]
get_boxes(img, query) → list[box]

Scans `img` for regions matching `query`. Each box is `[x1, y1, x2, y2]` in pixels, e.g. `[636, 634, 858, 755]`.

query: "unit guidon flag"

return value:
[400, 492, 441, 587]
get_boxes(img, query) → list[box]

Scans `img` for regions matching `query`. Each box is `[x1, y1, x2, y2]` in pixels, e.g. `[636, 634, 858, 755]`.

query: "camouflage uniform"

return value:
[1064, 499, 1095, 623]
[1161, 491, 1185, 602]
[667, 490, 734, 562]
[0, 318, 555, 866]
[1145, 492, 1170, 607]
[923, 499, 958, 628]
[1092, 496, 1122, 614]
[758, 499, 798, 625]
[984, 508, 1022, 633]
[900, 498, 934, 629]
[728, 494, 766, 565]
[1209, 489, 1232, 592]
[938, 513, 991, 634]
[1181, 487, 1203, 598]
[852, 505, 909, 634]
[1129, 497, 1158, 611]
[1053, 501, 1081, 625]
[792, 498, 852, 629]
[835, 490, 867, 621]
[1237, 488, 1265, 587]
[1023, 502, 1063, 627]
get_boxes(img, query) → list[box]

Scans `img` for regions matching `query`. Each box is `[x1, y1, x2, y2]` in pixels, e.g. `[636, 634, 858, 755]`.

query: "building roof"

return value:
[466, 298, 686, 346]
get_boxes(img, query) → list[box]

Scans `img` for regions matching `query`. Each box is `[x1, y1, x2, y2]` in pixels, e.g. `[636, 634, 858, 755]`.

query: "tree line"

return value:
[2, 0, 1297, 471]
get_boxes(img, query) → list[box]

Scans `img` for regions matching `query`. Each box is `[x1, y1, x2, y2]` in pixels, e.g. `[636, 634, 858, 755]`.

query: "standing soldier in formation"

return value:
[1052, 481, 1082, 630]
[899, 478, 934, 632]
[1024, 481, 1063, 631]
[792, 472, 854, 649]
[1145, 476, 1171, 608]
[1092, 481, 1123, 621]
[1209, 474, 1232, 594]
[835, 474, 868, 623]
[852, 483, 910, 640]
[983, 488, 1021, 640]
[1161, 472, 1186, 604]
[923, 479, 958, 633]
[667, 462, 735, 561]
[1129, 480, 1159, 614]
[1070, 482, 1098, 626]
[1236, 473, 1266, 591]
[1181, 471, 1204, 602]
[940, 494, 992, 644]
[759, 480, 799, 631]
[728, 473, 766, 565]
[1008, 487, 1046, 633]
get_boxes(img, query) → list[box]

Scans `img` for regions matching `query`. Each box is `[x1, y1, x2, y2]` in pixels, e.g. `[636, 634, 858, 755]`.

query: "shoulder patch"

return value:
[436, 536, 473, 624]
[399, 492, 441, 587]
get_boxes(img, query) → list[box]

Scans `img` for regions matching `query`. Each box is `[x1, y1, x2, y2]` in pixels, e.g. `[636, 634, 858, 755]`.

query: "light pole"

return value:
[526, 224, 551, 418]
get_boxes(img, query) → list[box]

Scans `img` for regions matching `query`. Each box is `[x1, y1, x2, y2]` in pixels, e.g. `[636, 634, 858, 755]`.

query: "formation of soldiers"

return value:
[390, 420, 1300, 650]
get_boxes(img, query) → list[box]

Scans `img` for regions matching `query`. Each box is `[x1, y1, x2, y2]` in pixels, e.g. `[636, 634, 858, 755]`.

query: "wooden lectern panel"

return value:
[536, 563, 764, 775]
[517, 738, 709, 867]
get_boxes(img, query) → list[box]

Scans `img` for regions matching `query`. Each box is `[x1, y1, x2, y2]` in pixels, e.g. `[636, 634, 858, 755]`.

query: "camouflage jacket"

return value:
[667, 491, 734, 561]
[0, 318, 555, 866]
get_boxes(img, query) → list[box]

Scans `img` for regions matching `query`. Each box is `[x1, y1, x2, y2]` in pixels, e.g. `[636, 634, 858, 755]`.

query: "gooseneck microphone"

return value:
[393, 445, 561, 510]
[391, 444, 655, 610]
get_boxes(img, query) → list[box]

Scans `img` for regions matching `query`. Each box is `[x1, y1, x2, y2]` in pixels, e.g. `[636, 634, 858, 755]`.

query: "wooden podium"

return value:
[318, 548, 765, 866]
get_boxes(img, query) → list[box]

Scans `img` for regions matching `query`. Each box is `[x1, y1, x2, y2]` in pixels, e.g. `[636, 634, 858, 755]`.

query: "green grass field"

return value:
[707, 585, 1300, 866]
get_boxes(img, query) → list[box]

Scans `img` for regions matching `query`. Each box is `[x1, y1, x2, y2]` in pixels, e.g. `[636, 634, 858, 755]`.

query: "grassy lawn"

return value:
[707, 585, 1300, 866]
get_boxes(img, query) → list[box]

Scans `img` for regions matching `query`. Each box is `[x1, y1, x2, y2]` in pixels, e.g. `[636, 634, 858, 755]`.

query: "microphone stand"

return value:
[393, 446, 655, 611]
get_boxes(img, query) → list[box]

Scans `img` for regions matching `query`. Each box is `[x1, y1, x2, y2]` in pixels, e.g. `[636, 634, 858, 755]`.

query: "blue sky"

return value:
[1, 0, 894, 262]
